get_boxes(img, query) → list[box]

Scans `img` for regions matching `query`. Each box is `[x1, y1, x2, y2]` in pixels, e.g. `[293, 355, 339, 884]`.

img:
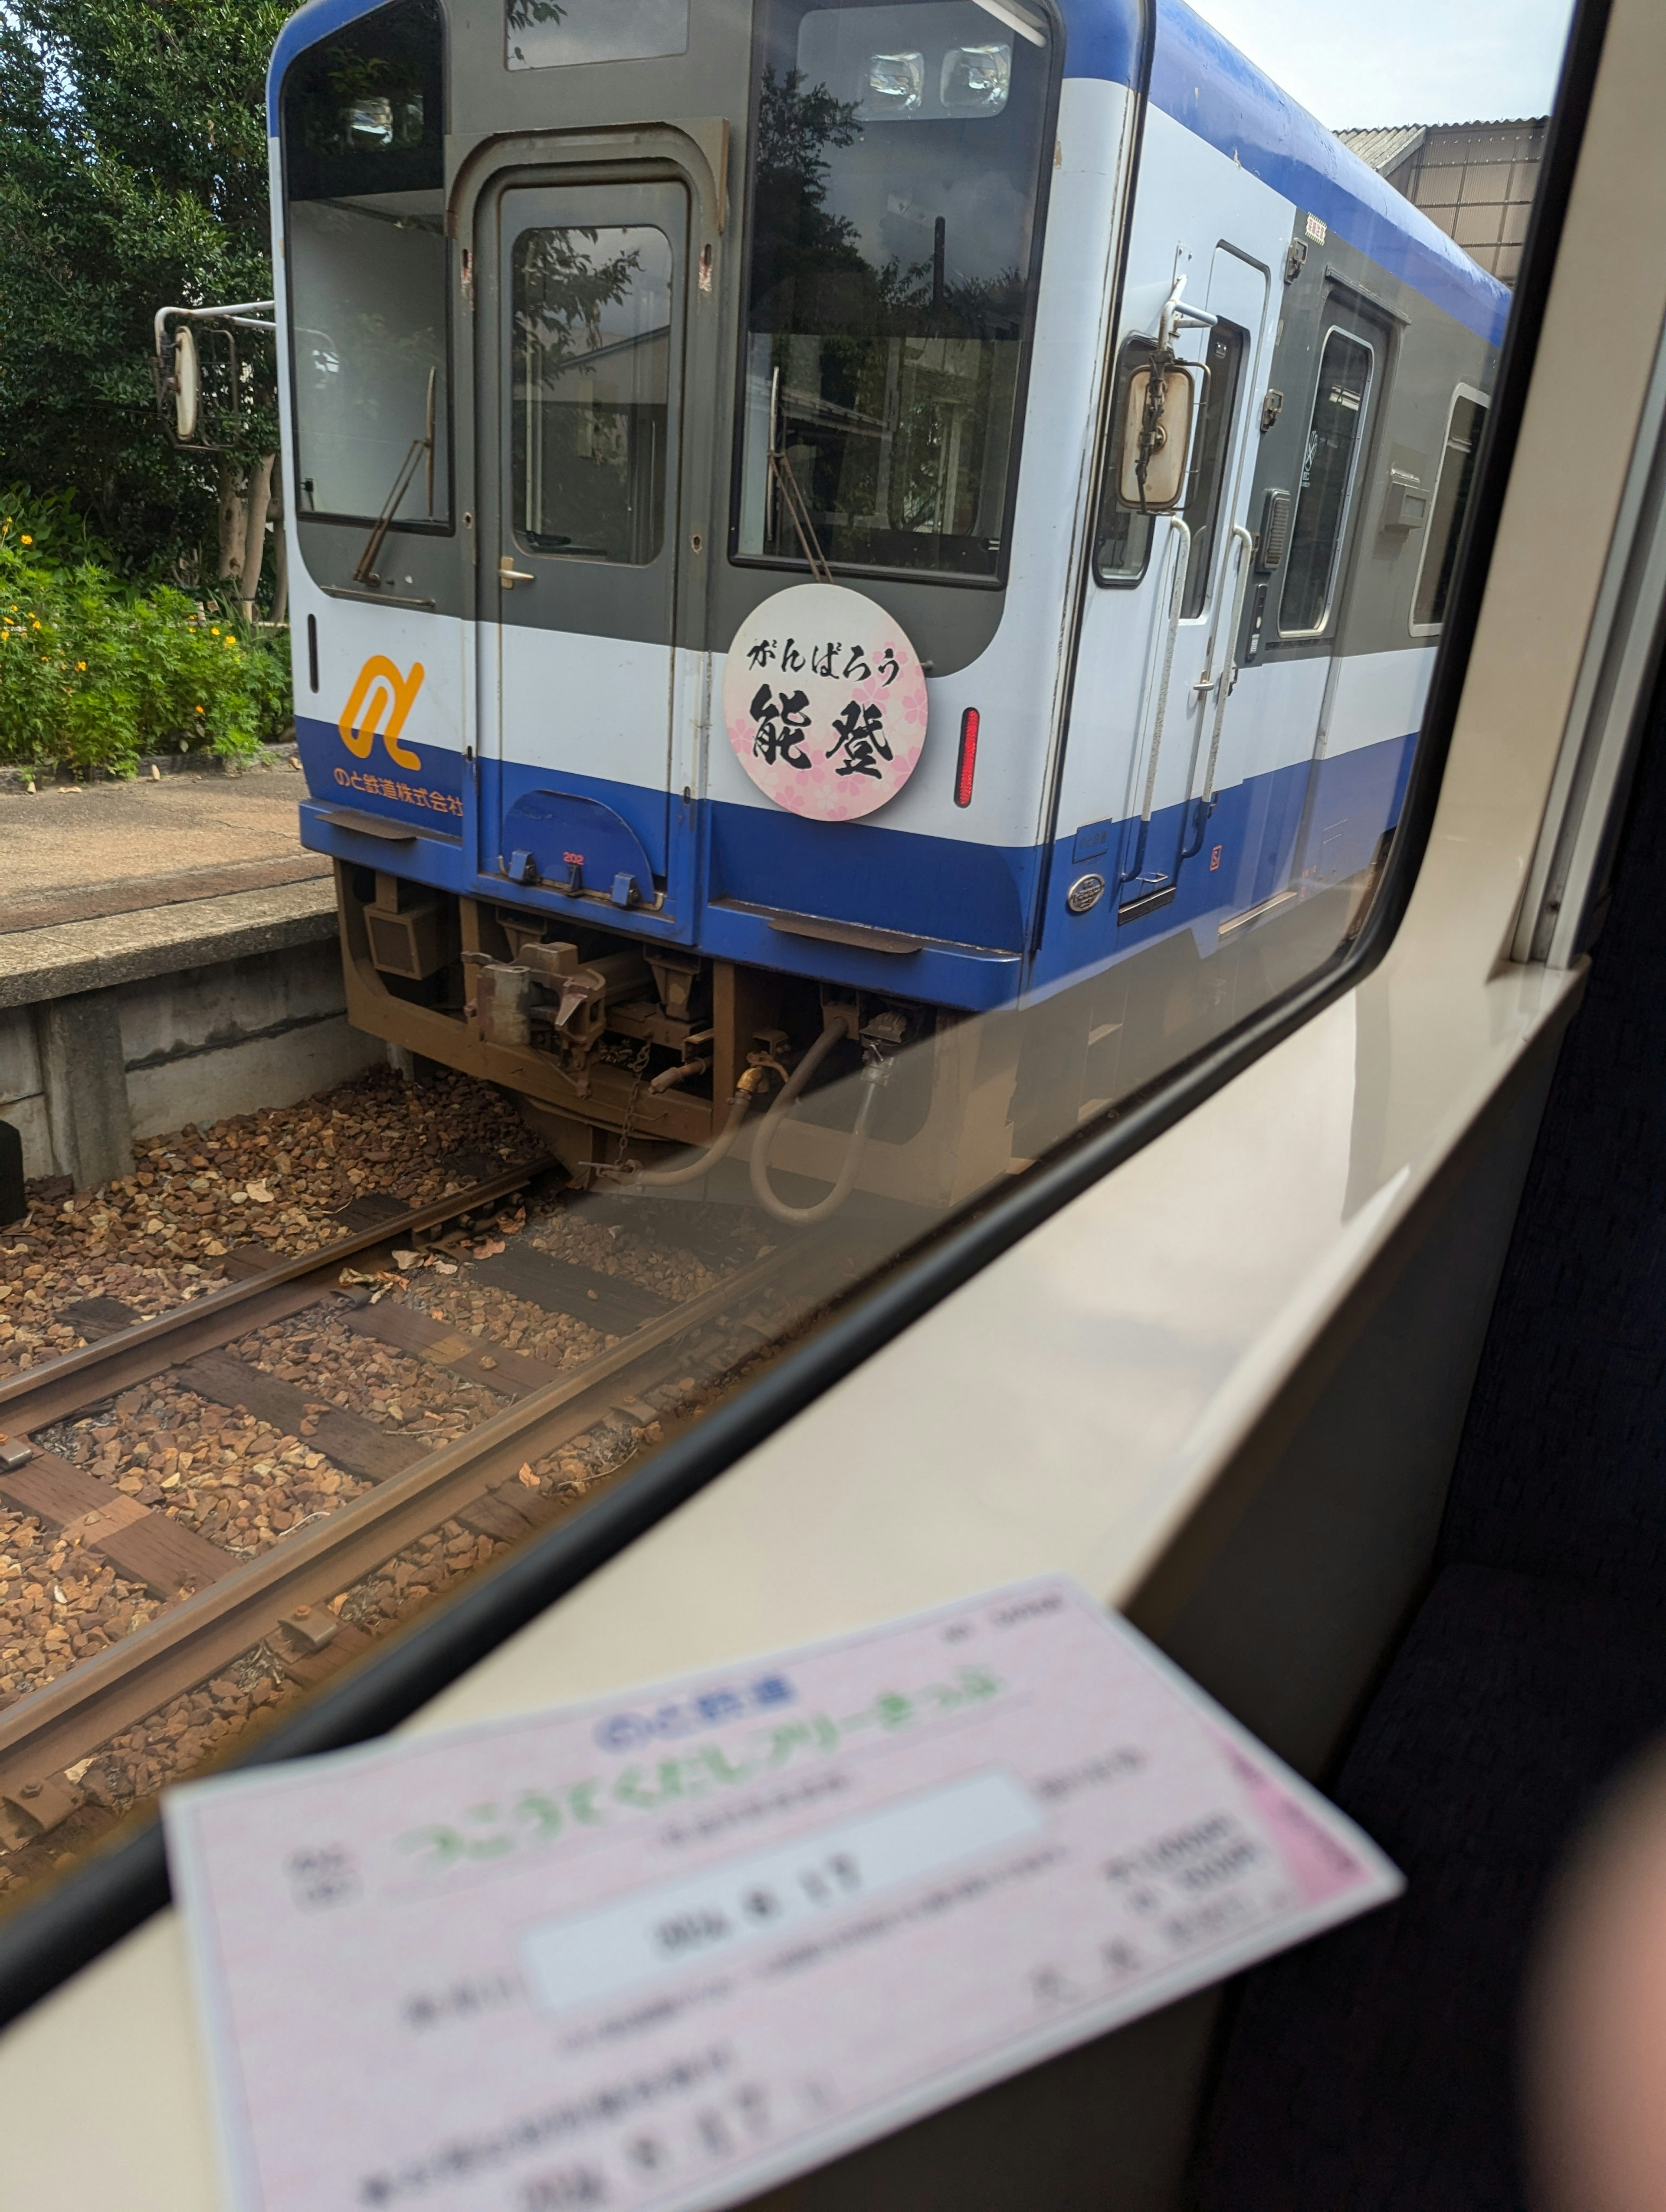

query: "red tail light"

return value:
[954, 708, 980, 808]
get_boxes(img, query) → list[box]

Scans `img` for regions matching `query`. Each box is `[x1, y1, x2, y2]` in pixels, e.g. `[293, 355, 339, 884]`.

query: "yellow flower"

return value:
[195, 704, 204, 714]
[210, 625, 220, 636]
[75, 660, 86, 671]
[19, 534, 32, 546]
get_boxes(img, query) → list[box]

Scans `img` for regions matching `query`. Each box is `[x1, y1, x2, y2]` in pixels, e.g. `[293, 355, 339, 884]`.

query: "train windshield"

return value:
[281, 0, 450, 526]
[512, 225, 672, 565]
[734, 0, 1053, 583]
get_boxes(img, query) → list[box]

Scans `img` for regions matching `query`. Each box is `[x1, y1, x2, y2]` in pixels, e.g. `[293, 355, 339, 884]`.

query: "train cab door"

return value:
[1114, 245, 1270, 924]
[476, 176, 689, 913]
[1042, 240, 1272, 992]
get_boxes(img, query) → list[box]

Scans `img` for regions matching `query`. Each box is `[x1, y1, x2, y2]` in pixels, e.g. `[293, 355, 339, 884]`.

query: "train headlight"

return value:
[345, 96, 395, 149]
[941, 42, 1011, 115]
[863, 50, 924, 117]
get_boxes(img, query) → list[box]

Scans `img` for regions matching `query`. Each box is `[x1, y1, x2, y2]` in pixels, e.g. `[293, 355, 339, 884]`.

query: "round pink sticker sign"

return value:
[723, 583, 928, 822]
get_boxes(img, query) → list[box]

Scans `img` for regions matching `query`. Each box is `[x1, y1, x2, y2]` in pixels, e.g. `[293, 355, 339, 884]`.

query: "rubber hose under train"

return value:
[604, 1083, 757, 1190]
[748, 1018, 885, 1227]
[608, 1019, 880, 1217]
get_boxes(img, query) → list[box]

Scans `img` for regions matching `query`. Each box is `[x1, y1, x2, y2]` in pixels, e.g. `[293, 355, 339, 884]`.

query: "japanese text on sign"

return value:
[723, 583, 930, 822]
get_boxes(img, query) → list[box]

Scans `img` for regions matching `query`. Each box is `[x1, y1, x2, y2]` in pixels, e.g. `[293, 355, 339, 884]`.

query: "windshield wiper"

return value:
[354, 366, 436, 585]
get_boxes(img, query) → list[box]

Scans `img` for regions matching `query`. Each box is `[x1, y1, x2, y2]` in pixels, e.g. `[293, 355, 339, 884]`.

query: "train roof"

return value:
[1058, 0, 1511, 345]
[268, 0, 1512, 348]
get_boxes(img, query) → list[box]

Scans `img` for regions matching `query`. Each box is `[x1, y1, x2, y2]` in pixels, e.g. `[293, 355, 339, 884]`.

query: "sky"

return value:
[1186, 0, 1574, 129]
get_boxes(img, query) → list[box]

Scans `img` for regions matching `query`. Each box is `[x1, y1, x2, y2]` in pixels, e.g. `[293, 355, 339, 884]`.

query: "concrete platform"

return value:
[0, 879, 340, 1010]
[0, 771, 380, 1188]
[0, 765, 328, 935]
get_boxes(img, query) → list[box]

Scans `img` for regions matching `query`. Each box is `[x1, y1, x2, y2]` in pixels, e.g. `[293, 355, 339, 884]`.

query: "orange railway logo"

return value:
[338, 657, 425, 770]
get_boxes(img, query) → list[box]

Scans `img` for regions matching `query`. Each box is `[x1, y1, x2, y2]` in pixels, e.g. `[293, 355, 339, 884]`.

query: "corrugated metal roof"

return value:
[1335, 124, 1427, 174]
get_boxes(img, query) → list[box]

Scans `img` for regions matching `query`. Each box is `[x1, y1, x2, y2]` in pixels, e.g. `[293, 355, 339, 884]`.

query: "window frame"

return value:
[278, 0, 458, 539]
[1090, 333, 1161, 589]
[723, 0, 1065, 594]
[0, 0, 1614, 2041]
[1277, 321, 1377, 640]
[1409, 380, 1492, 638]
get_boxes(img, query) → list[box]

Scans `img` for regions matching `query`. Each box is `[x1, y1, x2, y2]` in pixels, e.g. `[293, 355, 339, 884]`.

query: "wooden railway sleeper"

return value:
[0, 1240, 819, 1811]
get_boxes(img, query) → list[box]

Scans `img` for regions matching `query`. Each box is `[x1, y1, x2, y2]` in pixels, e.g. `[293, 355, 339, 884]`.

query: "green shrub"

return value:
[0, 501, 291, 776]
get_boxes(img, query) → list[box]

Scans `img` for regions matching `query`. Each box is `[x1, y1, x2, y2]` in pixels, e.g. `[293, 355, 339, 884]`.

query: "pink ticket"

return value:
[165, 1578, 1400, 2211]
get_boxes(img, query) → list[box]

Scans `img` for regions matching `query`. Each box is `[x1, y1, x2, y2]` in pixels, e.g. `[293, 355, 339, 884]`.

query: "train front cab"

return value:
[11, 0, 1666, 2202]
[282, 0, 1505, 1213]
[285, 0, 1077, 1209]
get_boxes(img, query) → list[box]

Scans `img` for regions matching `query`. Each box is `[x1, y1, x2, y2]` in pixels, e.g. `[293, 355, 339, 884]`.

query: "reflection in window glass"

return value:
[288, 201, 449, 522]
[506, 0, 689, 70]
[734, 0, 1053, 581]
[1280, 330, 1373, 634]
[1413, 389, 1488, 631]
[282, 0, 449, 525]
[512, 226, 672, 566]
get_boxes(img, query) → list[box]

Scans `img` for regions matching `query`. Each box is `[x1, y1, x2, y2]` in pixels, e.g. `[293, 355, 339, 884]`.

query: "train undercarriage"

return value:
[334, 854, 1382, 1222]
[333, 863, 1022, 1218]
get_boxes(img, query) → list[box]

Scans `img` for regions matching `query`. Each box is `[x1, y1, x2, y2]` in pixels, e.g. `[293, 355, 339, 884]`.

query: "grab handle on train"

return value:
[1181, 522, 1256, 864]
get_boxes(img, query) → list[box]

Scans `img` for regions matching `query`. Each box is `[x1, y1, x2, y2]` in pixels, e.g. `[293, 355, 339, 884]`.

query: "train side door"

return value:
[1220, 288, 1391, 926]
[1113, 245, 1270, 923]
[476, 177, 689, 910]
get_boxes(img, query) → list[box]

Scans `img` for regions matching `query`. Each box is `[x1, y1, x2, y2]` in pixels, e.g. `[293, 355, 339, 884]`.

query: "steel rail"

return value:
[0, 1241, 808, 1802]
[0, 1157, 551, 1433]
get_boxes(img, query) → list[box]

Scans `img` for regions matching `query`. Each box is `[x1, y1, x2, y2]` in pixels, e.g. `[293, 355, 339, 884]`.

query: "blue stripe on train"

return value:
[295, 711, 1039, 950]
[1026, 730, 1407, 1000]
[1141, 0, 1509, 346]
[297, 711, 1415, 1014]
[1027, 730, 1416, 997]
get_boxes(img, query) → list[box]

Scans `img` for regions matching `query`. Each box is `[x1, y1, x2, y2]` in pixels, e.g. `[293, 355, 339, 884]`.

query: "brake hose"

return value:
[748, 1017, 885, 1227]
[603, 1077, 761, 1191]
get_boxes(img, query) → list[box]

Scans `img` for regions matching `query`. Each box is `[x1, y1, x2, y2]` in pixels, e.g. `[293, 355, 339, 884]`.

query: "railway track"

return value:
[0, 1165, 830, 1880]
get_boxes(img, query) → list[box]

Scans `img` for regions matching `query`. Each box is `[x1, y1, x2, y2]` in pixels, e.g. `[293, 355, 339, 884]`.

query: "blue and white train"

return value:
[266, 0, 1504, 1209]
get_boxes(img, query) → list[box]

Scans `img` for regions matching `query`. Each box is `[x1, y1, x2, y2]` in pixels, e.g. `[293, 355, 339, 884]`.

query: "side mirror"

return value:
[151, 301, 275, 451]
[173, 326, 200, 442]
[1117, 362, 1198, 512]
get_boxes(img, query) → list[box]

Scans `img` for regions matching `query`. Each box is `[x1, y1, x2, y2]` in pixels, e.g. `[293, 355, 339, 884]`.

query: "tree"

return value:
[746, 65, 866, 328]
[0, 0, 290, 586]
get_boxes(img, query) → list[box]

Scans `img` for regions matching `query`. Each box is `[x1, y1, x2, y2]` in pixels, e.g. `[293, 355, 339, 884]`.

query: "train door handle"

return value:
[498, 557, 535, 588]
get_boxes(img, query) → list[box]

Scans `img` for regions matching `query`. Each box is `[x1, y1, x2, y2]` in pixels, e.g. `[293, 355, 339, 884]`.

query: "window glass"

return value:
[1413, 388, 1488, 631]
[7, 0, 1587, 1928]
[282, 0, 450, 527]
[1279, 329, 1373, 633]
[733, 0, 1053, 582]
[512, 226, 673, 565]
[1179, 322, 1246, 618]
